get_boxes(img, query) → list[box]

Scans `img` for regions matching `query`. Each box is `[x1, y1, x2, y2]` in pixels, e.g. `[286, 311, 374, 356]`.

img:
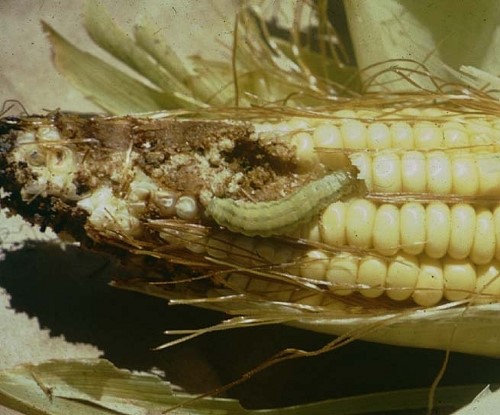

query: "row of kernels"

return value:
[350, 150, 500, 195]
[325, 253, 500, 306]
[320, 200, 500, 264]
[310, 118, 500, 153]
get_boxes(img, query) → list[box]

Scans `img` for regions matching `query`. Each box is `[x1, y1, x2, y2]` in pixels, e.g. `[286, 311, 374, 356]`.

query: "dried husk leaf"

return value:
[0, 359, 494, 415]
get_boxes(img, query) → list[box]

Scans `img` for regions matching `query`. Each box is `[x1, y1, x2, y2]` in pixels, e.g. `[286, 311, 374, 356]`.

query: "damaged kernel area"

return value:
[0, 112, 324, 237]
[1, 108, 500, 310]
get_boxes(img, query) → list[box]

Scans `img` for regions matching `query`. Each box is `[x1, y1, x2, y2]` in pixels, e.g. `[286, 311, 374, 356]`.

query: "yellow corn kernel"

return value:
[315, 201, 500, 264]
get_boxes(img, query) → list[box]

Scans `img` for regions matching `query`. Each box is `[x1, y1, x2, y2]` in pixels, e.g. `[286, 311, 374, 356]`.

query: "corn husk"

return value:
[0, 359, 496, 415]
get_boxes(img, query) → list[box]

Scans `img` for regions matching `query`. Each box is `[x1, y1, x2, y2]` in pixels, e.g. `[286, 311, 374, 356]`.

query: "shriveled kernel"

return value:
[425, 203, 451, 259]
[412, 256, 444, 306]
[47, 148, 74, 173]
[400, 203, 426, 255]
[401, 151, 426, 193]
[373, 204, 400, 256]
[443, 259, 476, 301]
[449, 204, 476, 260]
[357, 257, 387, 298]
[372, 152, 402, 192]
[471, 208, 496, 265]
[326, 255, 358, 295]
[426, 151, 452, 194]
[346, 199, 377, 248]
[153, 191, 177, 216]
[367, 122, 391, 148]
[386, 254, 419, 301]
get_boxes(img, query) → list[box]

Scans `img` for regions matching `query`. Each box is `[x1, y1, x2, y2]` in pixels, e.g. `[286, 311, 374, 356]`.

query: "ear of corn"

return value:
[1, 108, 499, 318]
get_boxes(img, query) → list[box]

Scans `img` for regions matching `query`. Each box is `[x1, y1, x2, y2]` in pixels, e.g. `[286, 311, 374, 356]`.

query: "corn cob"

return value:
[0, 107, 499, 313]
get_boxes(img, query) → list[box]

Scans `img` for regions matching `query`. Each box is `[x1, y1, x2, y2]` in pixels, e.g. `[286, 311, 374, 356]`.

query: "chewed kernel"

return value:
[154, 190, 178, 216]
[37, 126, 61, 142]
[312, 123, 349, 168]
[291, 132, 318, 169]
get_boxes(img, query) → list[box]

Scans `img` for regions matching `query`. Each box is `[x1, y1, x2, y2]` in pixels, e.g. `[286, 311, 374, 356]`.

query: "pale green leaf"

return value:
[42, 22, 166, 115]
[1, 359, 495, 415]
[344, 0, 500, 91]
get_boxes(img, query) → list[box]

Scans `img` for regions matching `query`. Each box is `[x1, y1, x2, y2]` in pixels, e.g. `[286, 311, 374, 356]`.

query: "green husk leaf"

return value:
[0, 359, 496, 415]
[344, 0, 500, 92]
[42, 22, 165, 115]
[83, 1, 202, 110]
[0, 359, 247, 415]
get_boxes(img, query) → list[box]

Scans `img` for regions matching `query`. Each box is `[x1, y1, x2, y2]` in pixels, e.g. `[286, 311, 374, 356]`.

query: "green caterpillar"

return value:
[206, 169, 358, 237]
